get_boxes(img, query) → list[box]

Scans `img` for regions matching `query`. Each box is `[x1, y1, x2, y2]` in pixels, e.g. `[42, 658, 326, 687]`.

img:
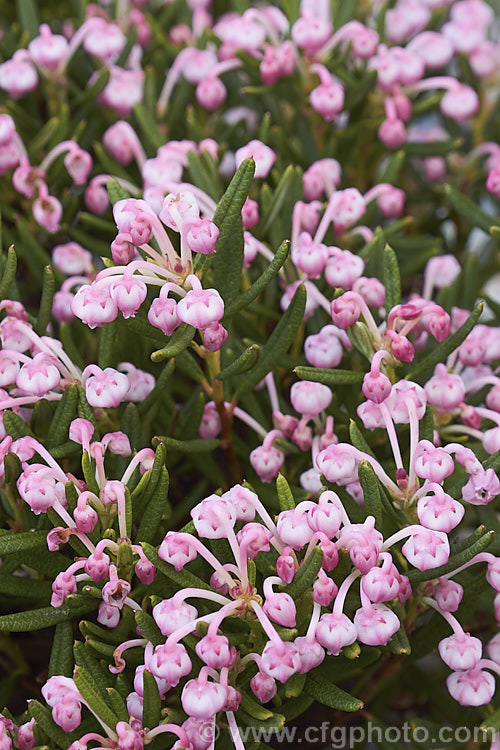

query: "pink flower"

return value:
[153, 596, 198, 636]
[462, 469, 500, 506]
[315, 612, 357, 656]
[260, 640, 301, 683]
[82, 365, 130, 408]
[147, 642, 192, 685]
[181, 676, 228, 719]
[439, 633, 483, 671]
[177, 275, 224, 330]
[354, 603, 400, 646]
[16, 353, 61, 396]
[158, 532, 197, 572]
[417, 484, 464, 532]
[401, 528, 450, 571]
[71, 283, 118, 329]
[250, 671, 277, 703]
[263, 591, 296, 627]
[447, 668, 495, 706]
[235, 140, 276, 179]
[290, 380, 332, 417]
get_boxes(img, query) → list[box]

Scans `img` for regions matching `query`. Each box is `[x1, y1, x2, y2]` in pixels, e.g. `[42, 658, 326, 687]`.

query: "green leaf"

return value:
[0, 246, 17, 300]
[383, 244, 401, 316]
[0, 602, 97, 632]
[3, 411, 35, 440]
[136, 466, 170, 544]
[142, 542, 212, 592]
[294, 366, 364, 386]
[282, 546, 324, 599]
[407, 529, 495, 585]
[358, 461, 383, 528]
[0, 530, 48, 556]
[134, 610, 164, 647]
[142, 670, 162, 731]
[349, 420, 375, 457]
[403, 138, 462, 157]
[77, 386, 98, 431]
[443, 184, 500, 233]
[276, 474, 295, 511]
[16, 0, 39, 36]
[35, 266, 56, 336]
[106, 688, 129, 723]
[305, 674, 363, 712]
[260, 165, 296, 235]
[217, 345, 261, 379]
[46, 384, 79, 448]
[81, 450, 100, 496]
[107, 177, 130, 205]
[187, 151, 219, 201]
[134, 103, 165, 151]
[406, 302, 483, 381]
[154, 436, 220, 453]
[73, 667, 120, 732]
[224, 241, 290, 317]
[213, 158, 255, 303]
[48, 622, 74, 678]
[236, 283, 306, 396]
[240, 692, 274, 721]
[151, 324, 195, 363]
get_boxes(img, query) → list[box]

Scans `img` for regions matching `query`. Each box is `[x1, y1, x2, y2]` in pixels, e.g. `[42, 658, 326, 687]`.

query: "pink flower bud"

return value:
[304, 325, 344, 368]
[290, 381, 332, 417]
[329, 188, 366, 233]
[153, 596, 198, 635]
[291, 14, 332, 55]
[378, 118, 406, 148]
[401, 528, 450, 571]
[17, 465, 59, 515]
[315, 443, 358, 485]
[263, 591, 296, 627]
[98, 67, 144, 116]
[446, 668, 495, 706]
[439, 632, 483, 671]
[85, 177, 110, 216]
[158, 532, 197, 572]
[310, 81, 345, 121]
[303, 159, 341, 200]
[74, 494, 98, 533]
[236, 522, 272, 559]
[52, 695, 82, 732]
[0, 53, 38, 98]
[277, 507, 315, 549]
[250, 442, 285, 483]
[181, 677, 228, 719]
[195, 634, 237, 669]
[276, 547, 295, 584]
[386, 381, 426, 423]
[147, 642, 192, 685]
[354, 603, 400, 646]
[414, 441, 455, 483]
[0, 114, 15, 147]
[362, 371, 392, 404]
[241, 197, 259, 229]
[97, 602, 120, 628]
[33, 192, 62, 233]
[196, 76, 227, 110]
[52, 242, 92, 276]
[362, 554, 400, 603]
[109, 275, 148, 319]
[103, 121, 141, 166]
[84, 550, 110, 581]
[177, 276, 224, 330]
[324, 248, 364, 289]
[313, 568, 338, 606]
[261, 640, 301, 683]
[148, 290, 181, 337]
[82, 365, 130, 407]
[250, 671, 277, 703]
[330, 292, 362, 329]
[417, 484, 464, 532]
[183, 217, 219, 255]
[440, 85, 480, 123]
[64, 147, 92, 185]
[71, 283, 118, 328]
[235, 140, 276, 179]
[315, 612, 357, 656]
[192, 495, 236, 538]
[308, 491, 343, 537]
[16, 353, 61, 396]
[198, 401, 221, 440]
[203, 322, 228, 352]
[51, 570, 77, 607]
[17, 719, 35, 750]
[433, 577, 463, 612]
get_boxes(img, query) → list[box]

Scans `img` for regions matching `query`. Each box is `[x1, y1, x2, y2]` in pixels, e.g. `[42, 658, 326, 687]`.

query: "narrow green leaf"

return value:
[236, 283, 306, 396]
[383, 244, 401, 316]
[217, 345, 261, 380]
[403, 138, 462, 157]
[0, 603, 97, 632]
[349, 420, 375, 457]
[16, 0, 39, 36]
[358, 461, 383, 528]
[0, 246, 17, 300]
[142, 670, 162, 731]
[134, 103, 165, 151]
[294, 366, 364, 386]
[0, 530, 48, 556]
[48, 622, 74, 678]
[444, 184, 499, 233]
[282, 546, 324, 599]
[77, 386, 98, 430]
[260, 165, 296, 235]
[305, 674, 363, 712]
[73, 667, 120, 731]
[98, 319, 117, 369]
[81, 450, 100, 496]
[0, 574, 51, 599]
[224, 241, 290, 318]
[46, 384, 79, 448]
[136, 466, 170, 544]
[213, 158, 255, 303]
[406, 302, 483, 381]
[276, 474, 295, 511]
[154, 436, 220, 453]
[3, 411, 35, 440]
[240, 692, 274, 721]
[134, 610, 164, 647]
[106, 688, 129, 723]
[107, 177, 130, 205]
[187, 151, 219, 200]
[151, 324, 195, 362]
[238, 708, 285, 731]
